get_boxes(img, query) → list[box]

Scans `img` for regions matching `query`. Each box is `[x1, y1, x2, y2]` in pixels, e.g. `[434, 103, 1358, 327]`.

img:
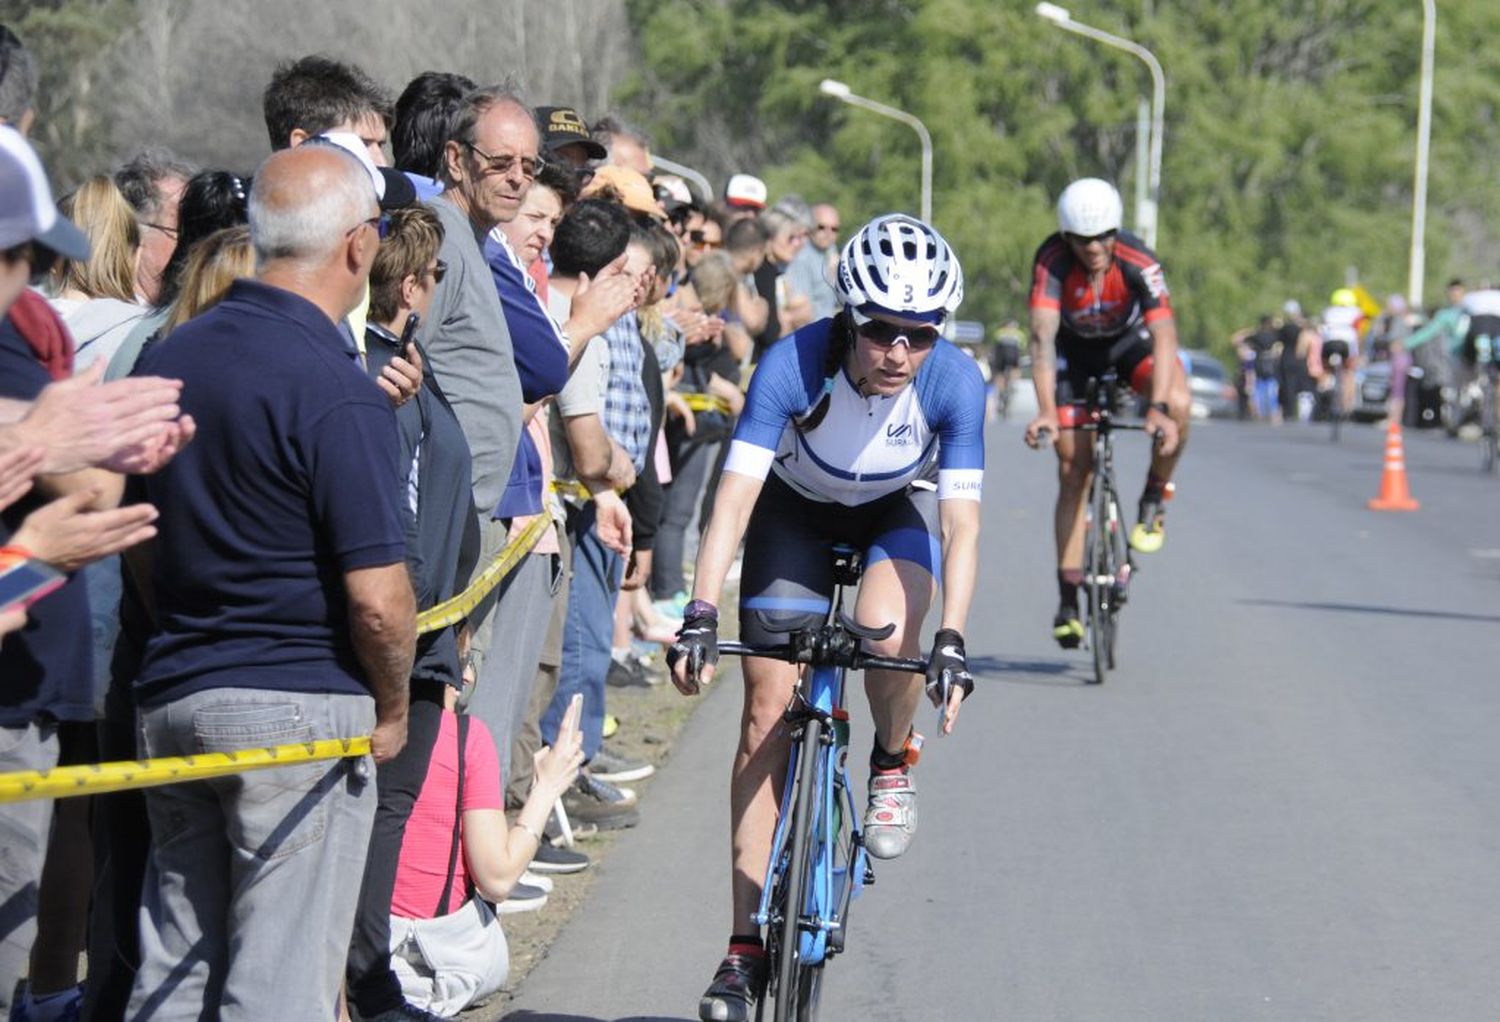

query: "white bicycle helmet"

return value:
[834, 213, 964, 323]
[1057, 178, 1123, 236]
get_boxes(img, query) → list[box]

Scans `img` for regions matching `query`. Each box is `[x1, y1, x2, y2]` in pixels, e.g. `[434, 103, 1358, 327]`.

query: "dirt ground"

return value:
[465, 651, 721, 1020]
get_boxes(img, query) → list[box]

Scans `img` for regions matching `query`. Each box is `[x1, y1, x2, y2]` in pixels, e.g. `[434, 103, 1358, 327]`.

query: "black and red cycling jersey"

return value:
[1028, 229, 1173, 341]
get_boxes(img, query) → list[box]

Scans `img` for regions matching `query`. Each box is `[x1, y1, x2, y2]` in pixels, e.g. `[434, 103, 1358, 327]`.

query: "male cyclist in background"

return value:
[668, 214, 984, 1022]
[1459, 280, 1500, 372]
[1318, 287, 1366, 415]
[989, 317, 1025, 420]
[1023, 178, 1188, 649]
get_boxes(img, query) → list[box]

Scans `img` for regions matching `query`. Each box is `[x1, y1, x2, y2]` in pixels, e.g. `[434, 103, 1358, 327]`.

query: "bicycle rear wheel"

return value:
[1103, 488, 1128, 671]
[1329, 369, 1343, 442]
[775, 719, 825, 1021]
[1481, 382, 1497, 474]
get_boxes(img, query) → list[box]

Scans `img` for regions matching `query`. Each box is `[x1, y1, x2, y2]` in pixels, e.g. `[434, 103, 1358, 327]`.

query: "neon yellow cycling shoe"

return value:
[1129, 498, 1166, 554]
[1052, 612, 1084, 649]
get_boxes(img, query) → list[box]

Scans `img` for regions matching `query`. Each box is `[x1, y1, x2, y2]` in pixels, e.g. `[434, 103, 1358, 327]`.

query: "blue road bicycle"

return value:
[716, 545, 927, 1021]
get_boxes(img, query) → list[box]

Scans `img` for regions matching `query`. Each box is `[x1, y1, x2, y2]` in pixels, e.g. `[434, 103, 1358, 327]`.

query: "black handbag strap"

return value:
[435, 712, 469, 917]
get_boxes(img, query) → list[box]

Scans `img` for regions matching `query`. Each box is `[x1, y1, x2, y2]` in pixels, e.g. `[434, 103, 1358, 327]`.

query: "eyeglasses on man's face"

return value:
[348, 213, 391, 241]
[463, 141, 545, 181]
[688, 230, 722, 249]
[425, 259, 447, 285]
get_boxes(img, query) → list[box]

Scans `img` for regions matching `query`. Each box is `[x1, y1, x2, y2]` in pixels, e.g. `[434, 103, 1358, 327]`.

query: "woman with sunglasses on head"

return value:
[1021, 178, 1190, 650]
[667, 213, 985, 1022]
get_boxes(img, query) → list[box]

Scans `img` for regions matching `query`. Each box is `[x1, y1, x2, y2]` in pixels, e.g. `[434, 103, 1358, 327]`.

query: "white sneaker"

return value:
[520, 869, 553, 893]
[863, 769, 917, 860]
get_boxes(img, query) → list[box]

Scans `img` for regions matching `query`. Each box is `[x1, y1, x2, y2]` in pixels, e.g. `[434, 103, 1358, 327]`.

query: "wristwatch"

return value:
[1148, 401, 1170, 415]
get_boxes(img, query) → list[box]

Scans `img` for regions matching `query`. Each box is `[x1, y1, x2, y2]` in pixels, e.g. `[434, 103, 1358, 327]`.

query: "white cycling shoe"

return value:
[863, 769, 917, 860]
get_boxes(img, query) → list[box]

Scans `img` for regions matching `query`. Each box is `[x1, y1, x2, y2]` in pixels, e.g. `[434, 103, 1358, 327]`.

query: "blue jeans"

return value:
[541, 502, 621, 760]
[651, 439, 720, 600]
[128, 688, 375, 1021]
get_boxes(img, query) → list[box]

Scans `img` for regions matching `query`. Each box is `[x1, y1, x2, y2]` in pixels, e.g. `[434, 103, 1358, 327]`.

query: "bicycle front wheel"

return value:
[1085, 482, 1109, 685]
[776, 719, 825, 1021]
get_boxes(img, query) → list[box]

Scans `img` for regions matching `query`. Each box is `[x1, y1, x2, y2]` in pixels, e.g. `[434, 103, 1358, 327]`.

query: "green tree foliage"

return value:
[622, 0, 1500, 355]
[2, 0, 137, 182]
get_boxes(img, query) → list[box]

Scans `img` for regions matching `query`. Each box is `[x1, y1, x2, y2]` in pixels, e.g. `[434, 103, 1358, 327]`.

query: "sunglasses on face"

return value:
[464, 141, 545, 181]
[815, 223, 840, 233]
[855, 318, 941, 351]
[12, 242, 59, 286]
[1064, 229, 1118, 246]
[426, 259, 447, 284]
[688, 230, 722, 249]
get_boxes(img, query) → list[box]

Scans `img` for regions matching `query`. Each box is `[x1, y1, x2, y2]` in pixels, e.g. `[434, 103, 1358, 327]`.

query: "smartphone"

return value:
[366, 312, 419, 382]
[0, 558, 65, 613]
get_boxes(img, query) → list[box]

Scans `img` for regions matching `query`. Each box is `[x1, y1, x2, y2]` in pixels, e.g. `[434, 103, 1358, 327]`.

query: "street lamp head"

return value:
[1035, 2, 1071, 24]
[819, 78, 852, 100]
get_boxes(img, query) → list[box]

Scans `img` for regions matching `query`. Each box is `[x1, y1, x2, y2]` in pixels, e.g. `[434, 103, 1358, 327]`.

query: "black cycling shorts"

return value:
[991, 341, 1021, 374]
[738, 473, 939, 647]
[1321, 340, 1350, 367]
[1461, 315, 1500, 366]
[1055, 328, 1154, 423]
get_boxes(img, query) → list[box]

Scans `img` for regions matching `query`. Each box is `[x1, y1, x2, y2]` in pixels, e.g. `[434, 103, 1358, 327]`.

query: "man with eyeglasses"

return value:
[415, 87, 536, 688]
[126, 143, 415, 1018]
[784, 200, 840, 324]
[667, 213, 984, 1022]
[1023, 177, 1190, 650]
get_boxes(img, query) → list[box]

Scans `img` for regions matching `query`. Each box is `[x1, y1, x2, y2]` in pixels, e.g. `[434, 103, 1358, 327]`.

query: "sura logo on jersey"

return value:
[886, 423, 916, 447]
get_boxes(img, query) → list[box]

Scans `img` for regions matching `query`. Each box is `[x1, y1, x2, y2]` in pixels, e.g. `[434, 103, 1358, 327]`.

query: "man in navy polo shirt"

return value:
[127, 145, 417, 1019]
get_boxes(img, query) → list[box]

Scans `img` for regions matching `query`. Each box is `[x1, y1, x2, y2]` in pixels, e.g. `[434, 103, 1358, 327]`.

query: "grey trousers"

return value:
[506, 525, 570, 810]
[0, 722, 59, 1014]
[465, 515, 515, 678]
[128, 688, 375, 1021]
[464, 550, 560, 763]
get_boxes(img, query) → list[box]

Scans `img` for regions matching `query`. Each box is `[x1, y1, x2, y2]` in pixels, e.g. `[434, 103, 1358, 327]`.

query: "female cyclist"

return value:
[668, 213, 986, 1022]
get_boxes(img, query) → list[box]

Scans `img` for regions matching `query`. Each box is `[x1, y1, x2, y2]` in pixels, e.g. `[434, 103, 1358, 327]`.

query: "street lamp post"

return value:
[818, 78, 932, 224]
[1408, 0, 1436, 309]
[1035, 1, 1165, 248]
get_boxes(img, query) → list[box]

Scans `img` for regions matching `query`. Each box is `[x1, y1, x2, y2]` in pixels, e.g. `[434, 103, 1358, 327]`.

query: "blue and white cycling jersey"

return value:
[723, 319, 986, 506]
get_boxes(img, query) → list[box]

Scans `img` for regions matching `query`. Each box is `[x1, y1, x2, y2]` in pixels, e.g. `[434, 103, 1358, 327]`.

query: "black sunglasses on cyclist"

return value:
[855, 318, 941, 350]
[1064, 229, 1118, 246]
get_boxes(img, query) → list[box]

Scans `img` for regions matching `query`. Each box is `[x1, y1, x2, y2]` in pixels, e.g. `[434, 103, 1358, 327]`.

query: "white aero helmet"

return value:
[1057, 178, 1124, 236]
[834, 213, 963, 324]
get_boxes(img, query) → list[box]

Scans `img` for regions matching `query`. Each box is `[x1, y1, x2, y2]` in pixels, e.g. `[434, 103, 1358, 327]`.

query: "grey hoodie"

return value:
[48, 294, 148, 371]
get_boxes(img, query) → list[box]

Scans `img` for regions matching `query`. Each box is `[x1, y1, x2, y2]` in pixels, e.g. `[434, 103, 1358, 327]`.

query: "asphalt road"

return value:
[503, 418, 1500, 1022]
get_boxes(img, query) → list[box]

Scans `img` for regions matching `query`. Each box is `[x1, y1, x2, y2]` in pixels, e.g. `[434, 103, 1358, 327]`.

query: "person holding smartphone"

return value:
[346, 204, 486, 1021]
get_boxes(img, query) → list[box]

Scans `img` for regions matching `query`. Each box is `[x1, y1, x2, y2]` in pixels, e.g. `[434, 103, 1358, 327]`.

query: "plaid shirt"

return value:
[602, 310, 651, 473]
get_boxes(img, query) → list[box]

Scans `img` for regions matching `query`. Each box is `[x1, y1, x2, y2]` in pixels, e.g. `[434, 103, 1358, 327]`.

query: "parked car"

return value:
[1181, 349, 1236, 419]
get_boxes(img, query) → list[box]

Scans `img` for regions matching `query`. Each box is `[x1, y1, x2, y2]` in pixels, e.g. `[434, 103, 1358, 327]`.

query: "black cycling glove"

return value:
[926, 628, 974, 704]
[667, 600, 720, 682]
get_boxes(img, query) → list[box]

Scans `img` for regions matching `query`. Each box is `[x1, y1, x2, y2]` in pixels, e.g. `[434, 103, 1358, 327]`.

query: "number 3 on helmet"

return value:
[834, 214, 964, 325]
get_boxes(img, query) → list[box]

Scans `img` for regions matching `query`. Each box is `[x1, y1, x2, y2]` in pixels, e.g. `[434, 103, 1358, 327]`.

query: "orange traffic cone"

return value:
[1368, 421, 1419, 511]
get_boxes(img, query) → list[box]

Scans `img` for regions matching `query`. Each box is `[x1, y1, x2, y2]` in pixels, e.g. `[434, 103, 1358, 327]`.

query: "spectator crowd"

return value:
[0, 28, 841, 1022]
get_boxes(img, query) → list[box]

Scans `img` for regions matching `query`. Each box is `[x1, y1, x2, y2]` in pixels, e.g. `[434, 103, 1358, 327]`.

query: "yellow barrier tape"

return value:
[0, 495, 551, 803]
[414, 512, 551, 634]
[0, 736, 371, 804]
[680, 392, 731, 415]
